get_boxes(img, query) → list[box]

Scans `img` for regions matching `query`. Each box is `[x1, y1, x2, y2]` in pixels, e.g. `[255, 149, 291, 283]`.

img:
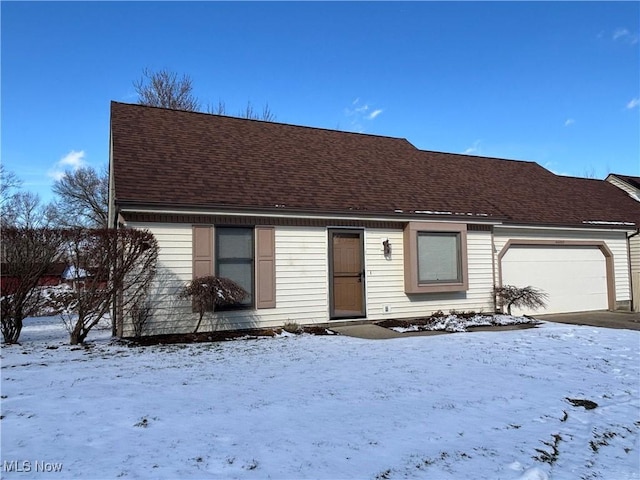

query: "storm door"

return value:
[329, 230, 365, 319]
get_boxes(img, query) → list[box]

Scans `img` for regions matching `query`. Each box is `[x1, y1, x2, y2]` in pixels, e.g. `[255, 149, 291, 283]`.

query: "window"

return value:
[216, 227, 254, 307]
[417, 232, 462, 283]
[403, 222, 468, 293]
[192, 225, 275, 310]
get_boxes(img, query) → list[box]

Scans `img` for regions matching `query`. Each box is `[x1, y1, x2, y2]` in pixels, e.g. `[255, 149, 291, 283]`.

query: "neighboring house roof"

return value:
[0, 262, 67, 277]
[110, 102, 640, 229]
[606, 173, 640, 202]
[62, 265, 90, 281]
[610, 174, 640, 191]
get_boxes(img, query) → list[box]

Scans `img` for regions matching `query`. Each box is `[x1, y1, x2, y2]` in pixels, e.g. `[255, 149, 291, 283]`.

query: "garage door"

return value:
[501, 246, 608, 315]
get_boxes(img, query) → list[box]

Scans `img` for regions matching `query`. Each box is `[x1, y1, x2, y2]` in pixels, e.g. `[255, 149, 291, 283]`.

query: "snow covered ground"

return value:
[1, 316, 639, 479]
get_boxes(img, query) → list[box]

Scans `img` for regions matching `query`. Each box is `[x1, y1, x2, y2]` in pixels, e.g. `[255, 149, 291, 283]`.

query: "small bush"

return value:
[495, 285, 548, 315]
[282, 321, 302, 334]
[130, 299, 153, 338]
[179, 276, 248, 333]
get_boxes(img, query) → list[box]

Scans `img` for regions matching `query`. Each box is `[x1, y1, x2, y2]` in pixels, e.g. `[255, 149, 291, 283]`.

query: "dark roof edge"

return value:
[115, 201, 636, 230]
[115, 200, 502, 224]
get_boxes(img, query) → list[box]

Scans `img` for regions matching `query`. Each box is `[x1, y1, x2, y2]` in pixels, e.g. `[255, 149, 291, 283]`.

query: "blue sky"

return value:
[2, 1, 639, 203]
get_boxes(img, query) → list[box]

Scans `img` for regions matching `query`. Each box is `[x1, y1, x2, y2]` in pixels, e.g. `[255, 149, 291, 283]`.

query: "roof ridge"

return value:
[415, 149, 541, 165]
[110, 100, 416, 145]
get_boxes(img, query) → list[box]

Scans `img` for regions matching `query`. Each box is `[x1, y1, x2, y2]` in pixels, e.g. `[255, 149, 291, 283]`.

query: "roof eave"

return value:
[115, 200, 503, 225]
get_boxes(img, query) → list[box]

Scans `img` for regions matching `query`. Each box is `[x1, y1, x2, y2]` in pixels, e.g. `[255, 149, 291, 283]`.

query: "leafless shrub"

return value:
[282, 321, 302, 334]
[129, 299, 153, 338]
[50, 228, 159, 344]
[0, 227, 66, 343]
[495, 285, 548, 315]
[179, 276, 248, 334]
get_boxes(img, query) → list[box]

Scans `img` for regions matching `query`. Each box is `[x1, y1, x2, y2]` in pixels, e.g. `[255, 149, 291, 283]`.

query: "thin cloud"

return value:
[564, 118, 575, 127]
[613, 28, 630, 40]
[345, 98, 371, 116]
[48, 150, 86, 181]
[344, 98, 383, 132]
[626, 98, 639, 110]
[463, 140, 482, 155]
[612, 28, 638, 44]
[543, 162, 570, 176]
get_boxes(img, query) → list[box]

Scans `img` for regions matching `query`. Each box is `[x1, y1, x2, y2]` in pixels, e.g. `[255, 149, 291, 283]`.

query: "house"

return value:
[0, 262, 67, 292]
[62, 265, 91, 290]
[606, 174, 640, 311]
[108, 102, 640, 336]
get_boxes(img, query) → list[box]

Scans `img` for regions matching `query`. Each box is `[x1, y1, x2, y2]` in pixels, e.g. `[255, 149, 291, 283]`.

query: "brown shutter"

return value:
[193, 226, 214, 279]
[255, 226, 276, 309]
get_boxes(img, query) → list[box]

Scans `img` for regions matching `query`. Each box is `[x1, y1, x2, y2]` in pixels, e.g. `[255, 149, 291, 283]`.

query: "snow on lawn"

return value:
[1, 318, 639, 480]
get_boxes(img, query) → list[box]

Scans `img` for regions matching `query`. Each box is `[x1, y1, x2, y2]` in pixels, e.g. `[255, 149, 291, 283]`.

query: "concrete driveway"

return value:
[535, 311, 640, 331]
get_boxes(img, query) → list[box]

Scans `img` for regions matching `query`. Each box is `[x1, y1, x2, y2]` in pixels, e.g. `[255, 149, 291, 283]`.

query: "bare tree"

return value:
[238, 101, 276, 121]
[136, 69, 276, 120]
[495, 285, 548, 315]
[0, 165, 22, 206]
[1, 227, 66, 343]
[207, 99, 276, 121]
[51, 166, 108, 228]
[583, 166, 598, 179]
[2, 191, 56, 229]
[179, 275, 248, 333]
[134, 68, 200, 111]
[50, 228, 159, 344]
[206, 99, 228, 116]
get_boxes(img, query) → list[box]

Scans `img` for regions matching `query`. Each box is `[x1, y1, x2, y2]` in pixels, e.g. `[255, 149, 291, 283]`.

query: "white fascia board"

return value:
[496, 223, 636, 234]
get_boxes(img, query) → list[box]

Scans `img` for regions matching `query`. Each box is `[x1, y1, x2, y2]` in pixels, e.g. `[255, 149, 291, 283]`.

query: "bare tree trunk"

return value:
[70, 322, 84, 345]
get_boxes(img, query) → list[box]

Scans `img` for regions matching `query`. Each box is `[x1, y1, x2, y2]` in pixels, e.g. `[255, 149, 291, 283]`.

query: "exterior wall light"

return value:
[383, 239, 391, 257]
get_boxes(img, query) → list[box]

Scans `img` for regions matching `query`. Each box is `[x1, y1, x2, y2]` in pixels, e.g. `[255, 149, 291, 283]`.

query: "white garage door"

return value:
[501, 246, 608, 315]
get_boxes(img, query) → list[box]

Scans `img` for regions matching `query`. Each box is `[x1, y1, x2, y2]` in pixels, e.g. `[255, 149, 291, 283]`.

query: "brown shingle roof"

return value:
[111, 102, 640, 229]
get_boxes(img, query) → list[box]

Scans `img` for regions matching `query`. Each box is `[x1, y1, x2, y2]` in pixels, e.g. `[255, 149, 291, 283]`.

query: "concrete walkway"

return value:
[330, 324, 447, 340]
[535, 311, 640, 331]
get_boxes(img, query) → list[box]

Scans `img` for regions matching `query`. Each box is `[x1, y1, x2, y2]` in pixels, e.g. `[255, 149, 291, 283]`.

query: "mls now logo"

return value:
[3, 460, 63, 473]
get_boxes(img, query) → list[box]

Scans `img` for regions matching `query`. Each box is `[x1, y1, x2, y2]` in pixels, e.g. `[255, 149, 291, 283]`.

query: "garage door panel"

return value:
[501, 246, 608, 315]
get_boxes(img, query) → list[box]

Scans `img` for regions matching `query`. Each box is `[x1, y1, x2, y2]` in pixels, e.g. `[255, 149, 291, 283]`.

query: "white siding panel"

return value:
[630, 236, 640, 274]
[630, 236, 640, 311]
[365, 229, 494, 320]
[121, 222, 196, 336]
[124, 222, 498, 335]
[123, 224, 330, 335]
